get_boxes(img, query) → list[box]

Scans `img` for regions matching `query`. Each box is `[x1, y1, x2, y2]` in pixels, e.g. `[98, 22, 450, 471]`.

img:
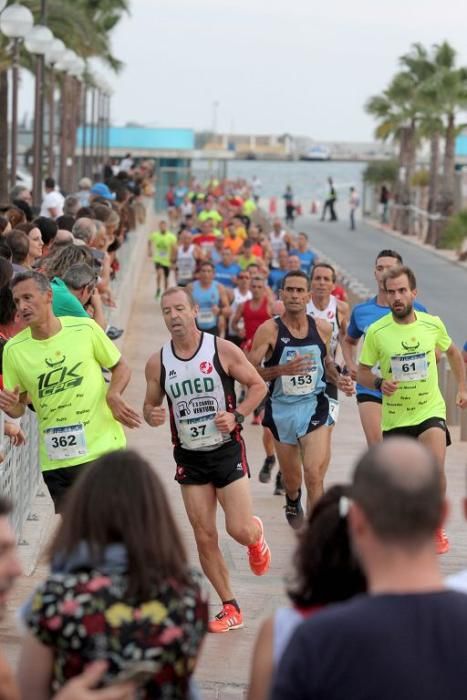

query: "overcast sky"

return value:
[18, 0, 467, 141]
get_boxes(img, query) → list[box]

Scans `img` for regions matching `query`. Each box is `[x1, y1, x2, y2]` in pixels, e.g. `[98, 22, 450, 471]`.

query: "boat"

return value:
[300, 145, 331, 161]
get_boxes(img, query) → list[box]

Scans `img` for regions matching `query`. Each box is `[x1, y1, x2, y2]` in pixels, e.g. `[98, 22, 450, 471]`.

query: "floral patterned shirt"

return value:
[24, 568, 208, 698]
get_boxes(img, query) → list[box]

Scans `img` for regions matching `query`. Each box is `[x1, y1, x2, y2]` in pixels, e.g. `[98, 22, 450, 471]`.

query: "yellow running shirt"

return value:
[3, 317, 126, 471]
[359, 312, 452, 431]
[149, 230, 177, 267]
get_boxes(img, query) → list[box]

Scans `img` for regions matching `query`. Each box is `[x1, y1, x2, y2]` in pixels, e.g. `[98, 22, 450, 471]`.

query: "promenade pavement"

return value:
[0, 254, 466, 699]
[296, 212, 467, 345]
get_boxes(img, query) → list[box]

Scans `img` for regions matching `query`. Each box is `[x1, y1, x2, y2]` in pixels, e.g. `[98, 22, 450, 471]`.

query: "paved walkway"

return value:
[1, 253, 466, 699]
[296, 213, 467, 345]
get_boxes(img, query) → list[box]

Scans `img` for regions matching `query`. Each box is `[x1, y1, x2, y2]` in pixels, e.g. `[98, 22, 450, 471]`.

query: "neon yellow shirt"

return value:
[243, 198, 257, 216]
[359, 312, 452, 431]
[149, 230, 177, 267]
[3, 317, 126, 471]
[198, 209, 223, 224]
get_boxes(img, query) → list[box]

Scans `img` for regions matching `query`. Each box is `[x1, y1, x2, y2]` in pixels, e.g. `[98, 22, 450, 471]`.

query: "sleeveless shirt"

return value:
[306, 296, 340, 359]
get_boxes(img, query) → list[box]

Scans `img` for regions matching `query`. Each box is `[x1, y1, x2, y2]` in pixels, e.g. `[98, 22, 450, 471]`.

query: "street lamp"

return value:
[45, 38, 66, 179]
[25, 24, 54, 205]
[0, 3, 34, 188]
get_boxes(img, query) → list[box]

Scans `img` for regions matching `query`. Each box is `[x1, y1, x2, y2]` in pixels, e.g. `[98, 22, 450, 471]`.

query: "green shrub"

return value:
[439, 210, 467, 249]
[411, 169, 429, 187]
[363, 160, 398, 185]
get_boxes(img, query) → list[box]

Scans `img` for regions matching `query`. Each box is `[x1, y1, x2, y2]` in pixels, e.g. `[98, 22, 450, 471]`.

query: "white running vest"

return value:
[229, 287, 252, 335]
[269, 231, 287, 267]
[176, 244, 196, 283]
[161, 333, 234, 451]
[306, 296, 340, 359]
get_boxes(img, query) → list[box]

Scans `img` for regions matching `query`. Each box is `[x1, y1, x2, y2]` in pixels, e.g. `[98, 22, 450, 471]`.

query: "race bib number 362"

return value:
[44, 424, 88, 461]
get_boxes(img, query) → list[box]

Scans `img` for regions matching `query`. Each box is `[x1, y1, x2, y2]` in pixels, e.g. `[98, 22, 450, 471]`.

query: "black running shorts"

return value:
[383, 416, 451, 447]
[174, 437, 250, 488]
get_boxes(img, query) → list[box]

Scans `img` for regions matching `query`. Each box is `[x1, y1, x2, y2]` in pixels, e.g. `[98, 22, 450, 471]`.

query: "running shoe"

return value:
[274, 471, 285, 496]
[208, 603, 244, 633]
[285, 490, 304, 530]
[436, 528, 449, 555]
[248, 516, 271, 576]
[259, 456, 275, 483]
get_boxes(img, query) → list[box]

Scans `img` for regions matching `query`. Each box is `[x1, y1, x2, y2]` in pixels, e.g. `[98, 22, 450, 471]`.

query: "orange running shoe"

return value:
[208, 603, 244, 633]
[248, 516, 271, 576]
[436, 528, 449, 555]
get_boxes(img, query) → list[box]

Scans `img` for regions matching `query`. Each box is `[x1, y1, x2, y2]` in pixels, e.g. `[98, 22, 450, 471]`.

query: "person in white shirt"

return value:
[40, 177, 65, 219]
[349, 187, 360, 231]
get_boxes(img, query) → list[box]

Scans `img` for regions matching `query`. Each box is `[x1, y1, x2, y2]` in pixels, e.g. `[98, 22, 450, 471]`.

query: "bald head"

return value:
[352, 439, 442, 546]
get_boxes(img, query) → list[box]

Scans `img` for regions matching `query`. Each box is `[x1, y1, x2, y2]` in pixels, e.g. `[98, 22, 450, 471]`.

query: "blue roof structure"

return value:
[455, 134, 467, 157]
[77, 126, 194, 151]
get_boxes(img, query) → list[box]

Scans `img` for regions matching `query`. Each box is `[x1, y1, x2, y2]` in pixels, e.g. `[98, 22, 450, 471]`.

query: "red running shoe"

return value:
[208, 603, 244, 633]
[248, 516, 271, 576]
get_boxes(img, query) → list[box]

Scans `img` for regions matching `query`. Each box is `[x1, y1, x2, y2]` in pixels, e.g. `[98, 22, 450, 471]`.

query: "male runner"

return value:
[143, 286, 270, 632]
[357, 265, 467, 553]
[226, 270, 252, 345]
[189, 261, 230, 336]
[249, 270, 353, 528]
[307, 263, 350, 468]
[148, 220, 177, 298]
[172, 229, 202, 287]
[0, 271, 140, 512]
[290, 232, 317, 275]
[269, 219, 292, 268]
[343, 249, 427, 445]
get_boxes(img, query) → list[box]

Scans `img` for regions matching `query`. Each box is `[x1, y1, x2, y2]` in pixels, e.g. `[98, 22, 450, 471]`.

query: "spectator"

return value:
[40, 177, 65, 219]
[0, 216, 11, 236]
[34, 216, 58, 255]
[18, 450, 208, 698]
[63, 195, 80, 218]
[0, 258, 24, 339]
[43, 244, 94, 280]
[56, 215, 76, 233]
[5, 206, 26, 229]
[51, 263, 106, 329]
[8, 184, 32, 206]
[15, 222, 44, 264]
[76, 178, 93, 208]
[248, 485, 365, 700]
[271, 438, 467, 700]
[90, 183, 116, 202]
[0, 496, 134, 699]
[0, 239, 12, 260]
[4, 230, 29, 272]
[11, 198, 33, 222]
[72, 218, 96, 246]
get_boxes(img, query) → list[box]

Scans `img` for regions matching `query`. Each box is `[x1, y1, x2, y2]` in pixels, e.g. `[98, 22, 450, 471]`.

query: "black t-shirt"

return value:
[271, 591, 467, 700]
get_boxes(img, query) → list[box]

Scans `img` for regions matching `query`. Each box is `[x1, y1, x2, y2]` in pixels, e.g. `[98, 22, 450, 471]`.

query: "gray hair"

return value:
[63, 195, 80, 217]
[9, 185, 29, 202]
[63, 263, 97, 290]
[11, 270, 51, 293]
[72, 217, 96, 244]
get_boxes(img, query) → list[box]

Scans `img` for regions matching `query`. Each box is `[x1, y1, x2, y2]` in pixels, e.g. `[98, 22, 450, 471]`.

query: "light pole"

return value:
[44, 38, 66, 180]
[0, 3, 34, 188]
[25, 23, 54, 205]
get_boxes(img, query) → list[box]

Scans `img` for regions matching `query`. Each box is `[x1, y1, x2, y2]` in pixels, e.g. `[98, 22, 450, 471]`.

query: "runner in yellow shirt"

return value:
[357, 264, 467, 554]
[148, 220, 177, 298]
[0, 271, 141, 512]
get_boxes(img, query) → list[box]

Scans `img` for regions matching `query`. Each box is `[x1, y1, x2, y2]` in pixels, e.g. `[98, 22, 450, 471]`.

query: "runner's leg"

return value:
[358, 401, 383, 445]
[418, 427, 447, 493]
[181, 483, 235, 602]
[299, 425, 331, 511]
[216, 477, 261, 546]
[273, 440, 302, 500]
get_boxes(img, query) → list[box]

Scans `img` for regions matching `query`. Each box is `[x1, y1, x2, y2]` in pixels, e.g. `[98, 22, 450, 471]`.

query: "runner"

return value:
[306, 263, 350, 469]
[173, 230, 202, 287]
[148, 220, 177, 298]
[190, 261, 230, 336]
[143, 286, 271, 633]
[249, 270, 353, 529]
[192, 220, 219, 259]
[226, 270, 252, 346]
[214, 248, 241, 289]
[0, 271, 140, 513]
[231, 276, 282, 492]
[290, 232, 317, 275]
[343, 249, 427, 445]
[268, 249, 289, 296]
[357, 264, 467, 554]
[269, 219, 292, 269]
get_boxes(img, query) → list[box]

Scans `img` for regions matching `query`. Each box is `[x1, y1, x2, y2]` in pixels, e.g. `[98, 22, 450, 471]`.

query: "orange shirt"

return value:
[223, 236, 244, 255]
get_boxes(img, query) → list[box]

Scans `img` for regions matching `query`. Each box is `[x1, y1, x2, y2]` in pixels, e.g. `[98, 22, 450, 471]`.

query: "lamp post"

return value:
[25, 23, 54, 205]
[44, 37, 66, 180]
[0, 3, 34, 188]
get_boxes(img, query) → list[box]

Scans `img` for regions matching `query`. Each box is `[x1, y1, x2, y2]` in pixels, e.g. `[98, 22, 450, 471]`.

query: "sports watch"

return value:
[233, 410, 245, 424]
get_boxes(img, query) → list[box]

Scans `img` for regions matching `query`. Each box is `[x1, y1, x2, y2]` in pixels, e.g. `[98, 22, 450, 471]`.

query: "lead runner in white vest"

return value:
[143, 286, 271, 633]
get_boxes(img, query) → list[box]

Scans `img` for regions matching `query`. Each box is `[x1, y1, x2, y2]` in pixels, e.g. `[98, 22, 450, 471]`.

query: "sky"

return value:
[18, 0, 467, 141]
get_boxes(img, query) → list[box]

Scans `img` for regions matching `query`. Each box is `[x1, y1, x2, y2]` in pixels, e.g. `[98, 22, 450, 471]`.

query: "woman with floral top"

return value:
[17, 449, 208, 699]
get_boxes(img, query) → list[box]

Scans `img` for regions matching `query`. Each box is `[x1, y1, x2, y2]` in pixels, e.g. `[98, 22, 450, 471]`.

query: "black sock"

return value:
[286, 488, 301, 503]
[265, 455, 275, 464]
[223, 598, 240, 612]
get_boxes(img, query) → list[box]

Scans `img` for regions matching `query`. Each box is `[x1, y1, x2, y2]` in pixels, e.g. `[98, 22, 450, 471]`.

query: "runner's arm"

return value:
[445, 343, 467, 408]
[218, 339, 267, 417]
[342, 334, 359, 379]
[249, 321, 312, 380]
[231, 302, 245, 335]
[218, 284, 231, 318]
[143, 353, 167, 426]
[106, 359, 142, 429]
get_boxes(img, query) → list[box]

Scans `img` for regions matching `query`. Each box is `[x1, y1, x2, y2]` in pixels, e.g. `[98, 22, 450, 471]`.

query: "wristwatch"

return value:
[233, 410, 245, 424]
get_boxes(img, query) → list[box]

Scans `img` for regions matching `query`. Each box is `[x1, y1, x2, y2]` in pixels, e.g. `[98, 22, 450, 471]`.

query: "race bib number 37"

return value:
[179, 418, 223, 449]
[44, 424, 88, 461]
[390, 352, 428, 382]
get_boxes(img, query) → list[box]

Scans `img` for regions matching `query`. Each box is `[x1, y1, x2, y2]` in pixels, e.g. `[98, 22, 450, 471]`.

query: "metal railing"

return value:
[0, 410, 42, 540]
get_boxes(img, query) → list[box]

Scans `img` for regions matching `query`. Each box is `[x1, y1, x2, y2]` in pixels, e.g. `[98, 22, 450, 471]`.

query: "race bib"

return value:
[390, 353, 427, 382]
[281, 351, 317, 396]
[197, 309, 215, 327]
[178, 418, 223, 449]
[158, 249, 168, 258]
[178, 262, 193, 281]
[44, 424, 87, 461]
